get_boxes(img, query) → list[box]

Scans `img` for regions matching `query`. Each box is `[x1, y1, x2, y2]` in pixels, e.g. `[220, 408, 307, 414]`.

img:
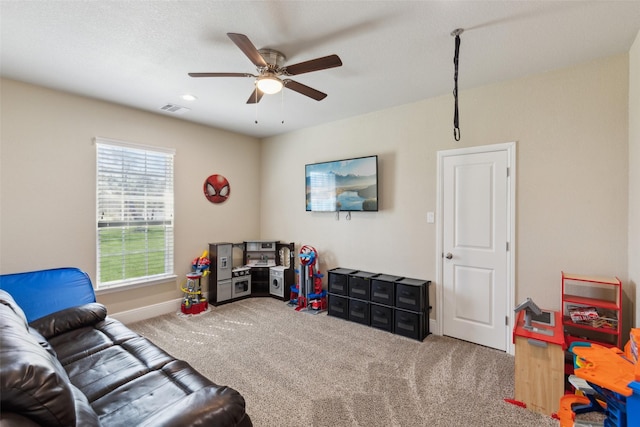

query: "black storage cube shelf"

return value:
[328, 267, 431, 341]
[348, 299, 370, 325]
[394, 308, 428, 341]
[328, 268, 357, 296]
[348, 271, 376, 301]
[328, 294, 349, 319]
[371, 274, 402, 306]
[395, 278, 429, 312]
[370, 303, 394, 332]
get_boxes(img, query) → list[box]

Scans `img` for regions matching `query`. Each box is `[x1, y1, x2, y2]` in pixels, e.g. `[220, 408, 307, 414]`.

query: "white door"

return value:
[440, 146, 512, 351]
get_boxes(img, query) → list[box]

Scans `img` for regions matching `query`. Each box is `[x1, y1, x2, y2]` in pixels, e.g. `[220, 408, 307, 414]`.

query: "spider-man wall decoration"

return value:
[204, 174, 230, 204]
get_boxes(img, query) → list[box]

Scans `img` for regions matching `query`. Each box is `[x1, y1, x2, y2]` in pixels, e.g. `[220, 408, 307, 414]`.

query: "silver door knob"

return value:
[445, 253, 453, 259]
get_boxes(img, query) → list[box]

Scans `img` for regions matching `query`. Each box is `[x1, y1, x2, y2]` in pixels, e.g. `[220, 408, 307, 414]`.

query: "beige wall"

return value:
[0, 79, 261, 313]
[261, 54, 630, 325]
[0, 54, 631, 325]
[630, 30, 640, 327]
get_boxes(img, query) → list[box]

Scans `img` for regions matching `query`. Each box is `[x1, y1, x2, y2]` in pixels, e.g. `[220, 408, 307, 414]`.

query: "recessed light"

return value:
[181, 94, 198, 101]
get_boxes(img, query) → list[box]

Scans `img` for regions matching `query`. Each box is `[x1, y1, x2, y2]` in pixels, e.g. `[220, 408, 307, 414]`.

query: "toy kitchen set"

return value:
[208, 240, 295, 305]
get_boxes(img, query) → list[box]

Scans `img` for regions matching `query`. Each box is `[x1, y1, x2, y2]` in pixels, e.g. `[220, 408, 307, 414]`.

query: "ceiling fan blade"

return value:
[284, 54, 342, 75]
[246, 88, 264, 104]
[284, 80, 327, 101]
[188, 72, 254, 78]
[227, 33, 268, 68]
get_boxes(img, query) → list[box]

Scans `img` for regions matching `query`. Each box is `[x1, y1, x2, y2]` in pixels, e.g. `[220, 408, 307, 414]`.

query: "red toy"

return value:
[181, 250, 210, 314]
[290, 245, 326, 313]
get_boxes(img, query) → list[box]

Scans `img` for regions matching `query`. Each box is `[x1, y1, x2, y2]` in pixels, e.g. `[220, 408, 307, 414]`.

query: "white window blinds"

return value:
[96, 137, 175, 288]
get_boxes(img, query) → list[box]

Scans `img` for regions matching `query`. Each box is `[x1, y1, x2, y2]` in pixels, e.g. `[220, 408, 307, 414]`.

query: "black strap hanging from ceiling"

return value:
[452, 28, 463, 141]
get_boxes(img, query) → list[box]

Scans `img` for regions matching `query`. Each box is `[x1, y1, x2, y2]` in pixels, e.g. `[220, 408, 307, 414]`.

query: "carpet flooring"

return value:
[128, 298, 559, 427]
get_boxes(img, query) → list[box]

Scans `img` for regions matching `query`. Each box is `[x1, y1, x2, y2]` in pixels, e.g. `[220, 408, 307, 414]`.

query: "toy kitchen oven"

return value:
[231, 266, 251, 298]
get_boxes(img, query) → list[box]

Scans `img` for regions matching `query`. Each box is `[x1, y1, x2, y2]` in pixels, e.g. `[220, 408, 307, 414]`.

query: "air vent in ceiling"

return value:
[160, 104, 190, 115]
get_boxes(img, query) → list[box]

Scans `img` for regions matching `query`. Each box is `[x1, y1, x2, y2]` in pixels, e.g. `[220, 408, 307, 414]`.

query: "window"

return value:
[96, 137, 175, 289]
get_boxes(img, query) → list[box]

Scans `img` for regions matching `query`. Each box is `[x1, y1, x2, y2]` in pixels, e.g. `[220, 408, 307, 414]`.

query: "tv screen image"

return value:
[305, 155, 378, 212]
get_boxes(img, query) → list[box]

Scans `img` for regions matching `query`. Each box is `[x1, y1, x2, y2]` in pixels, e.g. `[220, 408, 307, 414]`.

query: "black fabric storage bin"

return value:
[348, 299, 370, 325]
[371, 274, 402, 306]
[348, 271, 376, 301]
[328, 294, 349, 319]
[370, 303, 394, 332]
[395, 278, 429, 312]
[394, 308, 428, 341]
[328, 268, 357, 296]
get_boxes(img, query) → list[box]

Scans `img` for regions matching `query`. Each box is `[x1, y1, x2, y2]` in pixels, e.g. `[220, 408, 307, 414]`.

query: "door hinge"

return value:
[505, 316, 509, 326]
[507, 167, 510, 177]
[506, 242, 509, 251]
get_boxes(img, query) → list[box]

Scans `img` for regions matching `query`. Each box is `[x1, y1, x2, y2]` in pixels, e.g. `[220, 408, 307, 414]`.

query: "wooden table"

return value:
[513, 310, 565, 416]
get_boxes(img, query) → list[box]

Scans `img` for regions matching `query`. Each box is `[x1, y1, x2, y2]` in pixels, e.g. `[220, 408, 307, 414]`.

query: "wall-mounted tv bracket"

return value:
[334, 208, 352, 221]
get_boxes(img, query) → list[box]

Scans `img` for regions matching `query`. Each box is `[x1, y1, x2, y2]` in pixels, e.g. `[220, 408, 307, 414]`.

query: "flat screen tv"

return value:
[305, 155, 378, 212]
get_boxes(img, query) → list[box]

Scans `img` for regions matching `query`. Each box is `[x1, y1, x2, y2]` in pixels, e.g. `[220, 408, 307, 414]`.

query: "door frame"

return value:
[435, 142, 516, 355]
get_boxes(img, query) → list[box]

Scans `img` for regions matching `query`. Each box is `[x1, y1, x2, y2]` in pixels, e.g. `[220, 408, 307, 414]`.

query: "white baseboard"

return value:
[429, 318, 439, 336]
[110, 298, 183, 324]
[111, 297, 440, 334]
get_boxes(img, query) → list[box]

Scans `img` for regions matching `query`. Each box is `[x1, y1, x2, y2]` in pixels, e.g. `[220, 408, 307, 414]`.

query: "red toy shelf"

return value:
[562, 295, 619, 310]
[562, 317, 619, 335]
[561, 272, 622, 349]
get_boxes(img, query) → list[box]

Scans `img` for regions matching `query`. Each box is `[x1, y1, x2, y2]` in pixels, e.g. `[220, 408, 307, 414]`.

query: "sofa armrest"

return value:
[137, 386, 250, 427]
[30, 303, 107, 339]
[1, 300, 77, 426]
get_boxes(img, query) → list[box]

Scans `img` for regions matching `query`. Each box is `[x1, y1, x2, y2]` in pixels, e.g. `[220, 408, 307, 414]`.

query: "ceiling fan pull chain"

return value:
[452, 29, 463, 141]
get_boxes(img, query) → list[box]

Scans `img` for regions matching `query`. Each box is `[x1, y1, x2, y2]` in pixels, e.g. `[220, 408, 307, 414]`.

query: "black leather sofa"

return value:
[0, 289, 252, 426]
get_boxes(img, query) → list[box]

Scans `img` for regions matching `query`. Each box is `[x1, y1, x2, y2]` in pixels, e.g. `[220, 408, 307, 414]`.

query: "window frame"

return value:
[95, 137, 176, 290]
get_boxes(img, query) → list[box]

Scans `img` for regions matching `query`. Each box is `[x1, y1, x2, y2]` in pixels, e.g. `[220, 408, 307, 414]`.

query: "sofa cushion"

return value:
[0, 292, 78, 426]
[63, 336, 174, 401]
[95, 361, 249, 427]
[46, 317, 140, 366]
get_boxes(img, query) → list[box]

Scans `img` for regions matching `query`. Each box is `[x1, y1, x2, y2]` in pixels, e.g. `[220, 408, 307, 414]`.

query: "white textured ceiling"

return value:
[1, 1, 639, 139]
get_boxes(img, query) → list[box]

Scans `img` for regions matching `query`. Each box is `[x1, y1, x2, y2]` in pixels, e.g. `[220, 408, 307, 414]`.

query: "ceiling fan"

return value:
[188, 33, 342, 104]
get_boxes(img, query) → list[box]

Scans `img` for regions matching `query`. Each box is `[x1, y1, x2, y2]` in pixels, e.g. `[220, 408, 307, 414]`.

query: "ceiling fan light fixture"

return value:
[256, 74, 283, 94]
